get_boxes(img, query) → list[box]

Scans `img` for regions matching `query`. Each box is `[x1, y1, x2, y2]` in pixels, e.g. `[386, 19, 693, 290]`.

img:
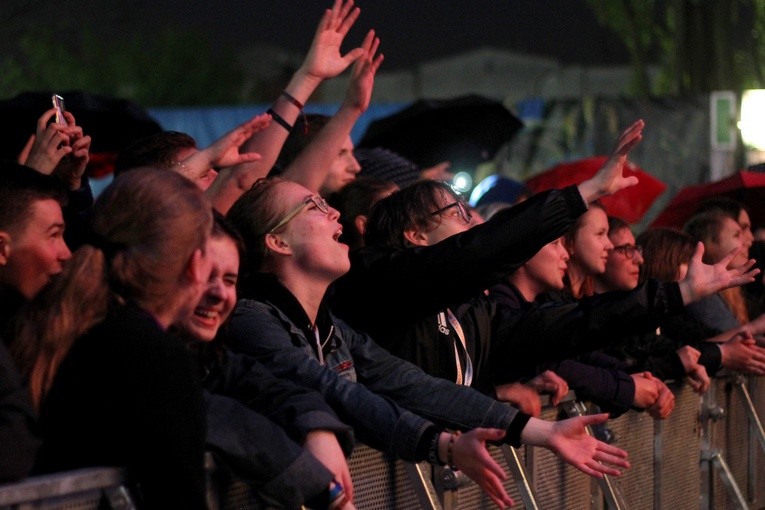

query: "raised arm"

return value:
[577, 119, 644, 204]
[210, 0, 366, 212]
[282, 30, 383, 193]
[677, 243, 759, 304]
[175, 113, 269, 192]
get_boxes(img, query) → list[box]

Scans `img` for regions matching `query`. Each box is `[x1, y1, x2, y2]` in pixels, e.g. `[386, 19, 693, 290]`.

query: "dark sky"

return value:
[4, 0, 631, 69]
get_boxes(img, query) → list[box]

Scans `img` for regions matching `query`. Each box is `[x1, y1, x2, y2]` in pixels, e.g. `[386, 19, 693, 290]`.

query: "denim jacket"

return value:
[223, 274, 530, 459]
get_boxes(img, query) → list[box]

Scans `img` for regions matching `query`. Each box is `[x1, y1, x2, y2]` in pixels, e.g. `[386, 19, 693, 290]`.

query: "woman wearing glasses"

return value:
[222, 176, 639, 509]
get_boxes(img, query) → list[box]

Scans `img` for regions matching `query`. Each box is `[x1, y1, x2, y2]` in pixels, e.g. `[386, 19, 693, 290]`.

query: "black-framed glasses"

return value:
[612, 244, 643, 260]
[430, 201, 472, 224]
[268, 195, 330, 234]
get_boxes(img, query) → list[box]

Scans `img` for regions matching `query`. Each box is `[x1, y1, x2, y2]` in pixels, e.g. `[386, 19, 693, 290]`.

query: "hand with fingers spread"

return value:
[22, 108, 74, 175]
[532, 414, 630, 478]
[299, 0, 365, 83]
[342, 30, 383, 113]
[527, 370, 569, 406]
[578, 119, 644, 203]
[181, 114, 270, 189]
[495, 381, 542, 416]
[442, 428, 514, 509]
[678, 243, 759, 304]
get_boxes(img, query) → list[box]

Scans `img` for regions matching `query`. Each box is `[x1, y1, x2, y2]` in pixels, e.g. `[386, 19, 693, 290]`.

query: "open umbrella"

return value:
[359, 94, 523, 169]
[651, 170, 765, 228]
[525, 156, 666, 224]
[0, 91, 162, 177]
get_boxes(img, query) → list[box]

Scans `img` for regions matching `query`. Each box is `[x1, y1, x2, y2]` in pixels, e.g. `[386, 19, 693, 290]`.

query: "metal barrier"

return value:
[0, 467, 135, 510]
[701, 374, 765, 510]
[203, 376, 764, 509]
[347, 444, 440, 510]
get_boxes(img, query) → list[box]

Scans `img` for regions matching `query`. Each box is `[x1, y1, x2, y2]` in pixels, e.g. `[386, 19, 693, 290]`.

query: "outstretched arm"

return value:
[577, 119, 644, 204]
[521, 413, 630, 478]
[440, 428, 514, 509]
[175, 113, 269, 192]
[677, 243, 759, 304]
[282, 29, 383, 194]
[210, 0, 365, 212]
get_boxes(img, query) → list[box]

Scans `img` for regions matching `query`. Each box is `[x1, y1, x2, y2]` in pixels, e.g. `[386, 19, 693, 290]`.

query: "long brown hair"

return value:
[637, 227, 695, 283]
[13, 168, 212, 407]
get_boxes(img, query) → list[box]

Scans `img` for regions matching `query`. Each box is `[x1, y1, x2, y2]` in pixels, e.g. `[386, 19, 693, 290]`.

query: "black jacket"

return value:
[331, 185, 588, 393]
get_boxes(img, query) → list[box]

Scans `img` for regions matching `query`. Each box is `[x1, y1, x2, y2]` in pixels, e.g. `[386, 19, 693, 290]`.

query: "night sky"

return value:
[3, 0, 631, 70]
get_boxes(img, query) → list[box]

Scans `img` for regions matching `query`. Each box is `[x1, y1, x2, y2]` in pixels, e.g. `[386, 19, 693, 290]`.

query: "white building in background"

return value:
[318, 47, 658, 104]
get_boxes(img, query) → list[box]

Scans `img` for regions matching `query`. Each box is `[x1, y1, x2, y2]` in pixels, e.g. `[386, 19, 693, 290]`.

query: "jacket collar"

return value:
[239, 272, 334, 340]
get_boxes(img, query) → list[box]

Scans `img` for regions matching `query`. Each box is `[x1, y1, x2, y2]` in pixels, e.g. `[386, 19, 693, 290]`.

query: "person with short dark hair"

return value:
[0, 162, 66, 482]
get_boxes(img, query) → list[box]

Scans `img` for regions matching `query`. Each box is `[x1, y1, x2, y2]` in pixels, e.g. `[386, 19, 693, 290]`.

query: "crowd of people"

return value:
[1, 1, 764, 508]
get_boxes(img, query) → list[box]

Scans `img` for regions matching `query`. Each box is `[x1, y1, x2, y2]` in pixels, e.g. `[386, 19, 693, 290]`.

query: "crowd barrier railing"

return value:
[0, 467, 135, 510]
[201, 375, 764, 509]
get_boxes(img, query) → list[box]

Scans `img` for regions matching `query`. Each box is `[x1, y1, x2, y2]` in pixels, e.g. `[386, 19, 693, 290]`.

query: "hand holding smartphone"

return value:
[51, 94, 68, 127]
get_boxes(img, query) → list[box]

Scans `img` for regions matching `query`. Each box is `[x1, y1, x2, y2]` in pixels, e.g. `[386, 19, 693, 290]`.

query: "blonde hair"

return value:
[13, 168, 212, 407]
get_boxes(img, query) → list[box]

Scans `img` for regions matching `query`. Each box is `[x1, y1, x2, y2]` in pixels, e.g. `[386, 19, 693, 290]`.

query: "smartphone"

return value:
[51, 94, 68, 126]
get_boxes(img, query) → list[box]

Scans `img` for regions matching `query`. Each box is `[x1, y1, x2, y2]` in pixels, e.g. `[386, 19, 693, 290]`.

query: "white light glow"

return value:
[452, 172, 473, 193]
[740, 90, 765, 150]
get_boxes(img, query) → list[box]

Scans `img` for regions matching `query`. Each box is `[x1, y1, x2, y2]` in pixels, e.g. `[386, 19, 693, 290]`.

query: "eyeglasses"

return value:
[430, 201, 472, 224]
[612, 244, 643, 260]
[268, 195, 330, 234]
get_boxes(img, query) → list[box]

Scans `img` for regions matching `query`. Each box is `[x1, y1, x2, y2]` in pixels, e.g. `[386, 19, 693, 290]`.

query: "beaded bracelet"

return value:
[267, 108, 293, 132]
[447, 430, 461, 469]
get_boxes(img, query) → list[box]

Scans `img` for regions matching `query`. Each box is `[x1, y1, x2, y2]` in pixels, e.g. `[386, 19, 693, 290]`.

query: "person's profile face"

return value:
[2, 199, 71, 300]
[706, 216, 748, 268]
[179, 236, 239, 342]
[320, 136, 361, 196]
[523, 237, 569, 293]
[601, 228, 643, 291]
[570, 207, 613, 276]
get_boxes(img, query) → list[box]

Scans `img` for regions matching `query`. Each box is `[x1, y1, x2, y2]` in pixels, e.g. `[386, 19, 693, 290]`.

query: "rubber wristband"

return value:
[267, 108, 293, 132]
[281, 90, 304, 110]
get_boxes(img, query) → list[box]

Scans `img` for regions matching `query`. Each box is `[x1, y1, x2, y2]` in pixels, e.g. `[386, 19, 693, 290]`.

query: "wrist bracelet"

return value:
[267, 108, 293, 132]
[427, 430, 443, 465]
[447, 430, 461, 469]
[281, 90, 304, 110]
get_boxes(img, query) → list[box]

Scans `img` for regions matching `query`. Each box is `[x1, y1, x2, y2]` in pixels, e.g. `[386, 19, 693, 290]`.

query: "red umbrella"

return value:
[651, 170, 765, 228]
[525, 156, 666, 224]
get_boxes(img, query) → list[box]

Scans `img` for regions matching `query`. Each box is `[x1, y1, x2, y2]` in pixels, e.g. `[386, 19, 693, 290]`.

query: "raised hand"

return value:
[342, 29, 383, 113]
[578, 119, 644, 203]
[181, 114, 270, 187]
[299, 0, 365, 83]
[447, 429, 514, 509]
[52, 111, 92, 190]
[22, 108, 73, 175]
[545, 414, 630, 478]
[678, 243, 759, 304]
